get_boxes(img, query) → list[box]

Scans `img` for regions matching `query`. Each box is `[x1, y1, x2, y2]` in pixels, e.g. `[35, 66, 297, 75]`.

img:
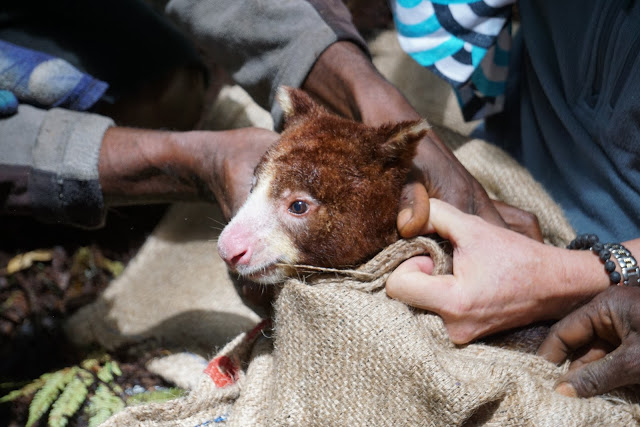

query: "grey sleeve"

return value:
[0, 105, 114, 228]
[165, 0, 369, 127]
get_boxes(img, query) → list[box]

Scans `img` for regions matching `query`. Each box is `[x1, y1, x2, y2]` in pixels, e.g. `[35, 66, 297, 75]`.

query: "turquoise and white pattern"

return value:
[391, 0, 515, 120]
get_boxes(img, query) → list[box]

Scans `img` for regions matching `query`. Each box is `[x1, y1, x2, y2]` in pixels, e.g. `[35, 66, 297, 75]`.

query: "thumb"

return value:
[554, 346, 634, 398]
[398, 182, 430, 238]
[426, 198, 475, 242]
[386, 256, 457, 313]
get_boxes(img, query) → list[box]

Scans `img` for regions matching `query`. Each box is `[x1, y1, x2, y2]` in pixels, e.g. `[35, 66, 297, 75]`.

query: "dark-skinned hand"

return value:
[99, 126, 279, 221]
[302, 42, 542, 241]
[537, 285, 640, 398]
[397, 181, 542, 241]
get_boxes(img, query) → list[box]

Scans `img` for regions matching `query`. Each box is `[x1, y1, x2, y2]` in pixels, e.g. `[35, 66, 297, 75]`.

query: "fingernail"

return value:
[398, 208, 413, 230]
[554, 382, 578, 398]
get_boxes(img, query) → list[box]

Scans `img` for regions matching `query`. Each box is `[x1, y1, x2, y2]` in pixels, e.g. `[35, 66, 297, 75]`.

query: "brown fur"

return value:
[257, 87, 427, 268]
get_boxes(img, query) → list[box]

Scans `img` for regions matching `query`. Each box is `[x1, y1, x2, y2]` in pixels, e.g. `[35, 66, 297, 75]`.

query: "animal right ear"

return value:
[276, 86, 317, 125]
[376, 119, 430, 167]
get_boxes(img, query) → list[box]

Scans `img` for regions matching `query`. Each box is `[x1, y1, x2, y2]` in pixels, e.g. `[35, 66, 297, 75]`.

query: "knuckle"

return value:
[448, 324, 476, 344]
[621, 350, 640, 380]
[448, 298, 473, 319]
[572, 371, 602, 397]
[520, 210, 540, 227]
[547, 321, 563, 336]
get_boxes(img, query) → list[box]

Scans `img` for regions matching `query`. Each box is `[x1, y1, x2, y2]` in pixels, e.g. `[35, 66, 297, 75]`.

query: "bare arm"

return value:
[98, 126, 278, 220]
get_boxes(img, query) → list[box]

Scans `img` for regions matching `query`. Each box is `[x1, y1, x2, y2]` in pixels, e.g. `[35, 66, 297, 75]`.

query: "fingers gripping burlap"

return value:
[105, 237, 640, 426]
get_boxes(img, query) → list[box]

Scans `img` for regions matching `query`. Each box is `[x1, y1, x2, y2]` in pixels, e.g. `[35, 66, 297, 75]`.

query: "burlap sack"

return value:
[104, 234, 640, 426]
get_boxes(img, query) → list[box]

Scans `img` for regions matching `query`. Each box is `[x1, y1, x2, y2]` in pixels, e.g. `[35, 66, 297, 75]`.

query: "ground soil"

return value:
[0, 205, 170, 425]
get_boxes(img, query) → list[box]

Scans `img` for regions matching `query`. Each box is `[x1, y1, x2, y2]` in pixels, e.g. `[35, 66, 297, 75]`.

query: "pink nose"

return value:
[218, 238, 253, 269]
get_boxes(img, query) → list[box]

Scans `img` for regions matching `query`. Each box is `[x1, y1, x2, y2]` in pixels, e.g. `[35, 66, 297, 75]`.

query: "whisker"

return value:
[207, 216, 228, 228]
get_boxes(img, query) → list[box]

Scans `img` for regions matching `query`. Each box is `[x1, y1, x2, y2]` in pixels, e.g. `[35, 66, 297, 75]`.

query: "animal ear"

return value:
[276, 86, 317, 125]
[376, 119, 430, 167]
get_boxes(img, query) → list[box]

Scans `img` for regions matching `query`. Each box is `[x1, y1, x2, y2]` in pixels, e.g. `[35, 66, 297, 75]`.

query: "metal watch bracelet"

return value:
[604, 243, 640, 287]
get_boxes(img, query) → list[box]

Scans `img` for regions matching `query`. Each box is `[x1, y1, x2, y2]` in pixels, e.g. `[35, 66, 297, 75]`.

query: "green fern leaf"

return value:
[86, 384, 125, 427]
[0, 388, 25, 403]
[111, 383, 124, 395]
[80, 357, 101, 372]
[96, 361, 113, 383]
[78, 368, 96, 386]
[0, 375, 49, 403]
[48, 375, 89, 427]
[26, 368, 77, 427]
[110, 360, 122, 377]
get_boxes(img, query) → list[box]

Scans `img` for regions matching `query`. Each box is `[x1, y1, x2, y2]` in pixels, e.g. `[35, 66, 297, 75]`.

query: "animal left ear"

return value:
[276, 86, 319, 126]
[376, 119, 430, 167]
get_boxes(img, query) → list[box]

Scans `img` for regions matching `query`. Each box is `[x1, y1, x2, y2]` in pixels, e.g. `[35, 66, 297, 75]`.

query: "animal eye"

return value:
[289, 200, 309, 215]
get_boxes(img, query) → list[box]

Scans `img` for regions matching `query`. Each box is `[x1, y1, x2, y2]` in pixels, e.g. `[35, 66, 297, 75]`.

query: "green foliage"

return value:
[86, 384, 125, 427]
[26, 368, 78, 427]
[48, 370, 92, 427]
[96, 360, 121, 383]
[1, 352, 185, 425]
[0, 376, 48, 403]
[0, 354, 129, 426]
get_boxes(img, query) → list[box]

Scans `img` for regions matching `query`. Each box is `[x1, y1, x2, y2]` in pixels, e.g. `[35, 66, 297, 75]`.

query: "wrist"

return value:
[303, 41, 420, 125]
[541, 245, 613, 319]
[168, 130, 217, 200]
[99, 127, 205, 206]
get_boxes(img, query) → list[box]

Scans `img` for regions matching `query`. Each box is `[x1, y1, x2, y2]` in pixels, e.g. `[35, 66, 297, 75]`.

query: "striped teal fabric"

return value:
[392, 0, 514, 120]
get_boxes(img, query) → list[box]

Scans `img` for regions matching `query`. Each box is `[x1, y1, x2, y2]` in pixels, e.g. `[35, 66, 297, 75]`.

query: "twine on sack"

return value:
[278, 236, 451, 292]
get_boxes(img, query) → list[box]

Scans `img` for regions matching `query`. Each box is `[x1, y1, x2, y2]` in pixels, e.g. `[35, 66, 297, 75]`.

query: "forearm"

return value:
[301, 41, 454, 172]
[98, 126, 278, 220]
[521, 238, 640, 322]
[98, 127, 210, 206]
[303, 41, 420, 125]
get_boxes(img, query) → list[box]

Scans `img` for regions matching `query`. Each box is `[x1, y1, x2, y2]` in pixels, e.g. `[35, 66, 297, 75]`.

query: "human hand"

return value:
[195, 127, 279, 220]
[396, 183, 543, 242]
[99, 126, 278, 221]
[491, 200, 543, 242]
[537, 286, 640, 398]
[406, 129, 508, 228]
[386, 198, 605, 344]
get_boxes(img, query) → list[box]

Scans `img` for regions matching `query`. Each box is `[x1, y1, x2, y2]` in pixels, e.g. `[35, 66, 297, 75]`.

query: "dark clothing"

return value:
[487, 0, 640, 241]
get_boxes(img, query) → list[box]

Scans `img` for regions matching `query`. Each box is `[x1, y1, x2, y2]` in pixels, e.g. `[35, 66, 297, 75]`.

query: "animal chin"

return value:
[236, 260, 288, 284]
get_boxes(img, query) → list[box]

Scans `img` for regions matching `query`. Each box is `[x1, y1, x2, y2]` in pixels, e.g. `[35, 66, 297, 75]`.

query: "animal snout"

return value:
[218, 238, 253, 269]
